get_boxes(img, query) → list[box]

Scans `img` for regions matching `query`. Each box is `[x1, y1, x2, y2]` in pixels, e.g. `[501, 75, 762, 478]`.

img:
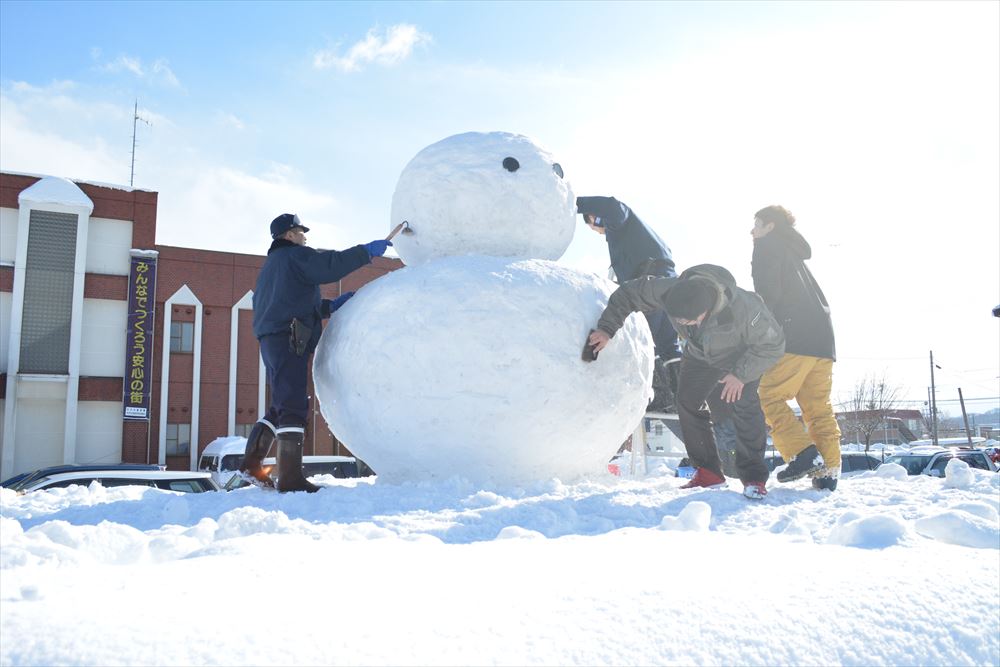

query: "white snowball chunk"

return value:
[390, 132, 576, 266]
[314, 256, 653, 484]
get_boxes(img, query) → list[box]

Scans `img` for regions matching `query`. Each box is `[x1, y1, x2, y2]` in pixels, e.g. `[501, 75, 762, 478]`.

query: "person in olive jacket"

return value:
[751, 205, 841, 491]
[241, 213, 392, 493]
[588, 264, 785, 499]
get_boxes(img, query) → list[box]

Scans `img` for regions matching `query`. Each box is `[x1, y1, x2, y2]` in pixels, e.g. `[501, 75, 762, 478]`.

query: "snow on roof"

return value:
[3, 169, 154, 194]
[17, 175, 94, 210]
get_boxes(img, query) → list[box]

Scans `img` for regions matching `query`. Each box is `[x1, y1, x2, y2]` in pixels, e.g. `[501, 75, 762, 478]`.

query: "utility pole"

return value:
[958, 388, 973, 446]
[929, 350, 939, 446]
[130, 99, 150, 188]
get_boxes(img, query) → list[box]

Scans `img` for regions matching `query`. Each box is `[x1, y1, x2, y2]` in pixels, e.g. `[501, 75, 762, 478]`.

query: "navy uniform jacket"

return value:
[252, 239, 372, 348]
[576, 196, 676, 282]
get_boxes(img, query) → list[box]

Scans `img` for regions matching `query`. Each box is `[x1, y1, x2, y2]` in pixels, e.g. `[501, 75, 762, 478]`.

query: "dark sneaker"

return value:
[776, 445, 824, 483]
[680, 467, 726, 489]
[742, 482, 768, 500]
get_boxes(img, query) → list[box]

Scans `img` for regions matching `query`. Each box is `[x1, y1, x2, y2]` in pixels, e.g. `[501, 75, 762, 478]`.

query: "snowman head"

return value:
[390, 131, 576, 266]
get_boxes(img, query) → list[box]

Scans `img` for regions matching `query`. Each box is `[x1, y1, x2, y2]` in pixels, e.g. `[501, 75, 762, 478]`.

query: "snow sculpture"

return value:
[314, 131, 654, 484]
[389, 132, 576, 266]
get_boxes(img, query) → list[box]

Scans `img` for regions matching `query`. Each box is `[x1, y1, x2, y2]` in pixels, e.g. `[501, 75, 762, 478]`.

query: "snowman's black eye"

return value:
[552, 163, 564, 179]
[502, 157, 520, 172]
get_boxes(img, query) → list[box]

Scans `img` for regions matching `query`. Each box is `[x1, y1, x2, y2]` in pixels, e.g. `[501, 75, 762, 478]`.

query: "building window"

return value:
[19, 210, 78, 373]
[165, 423, 191, 456]
[234, 423, 254, 438]
[170, 321, 194, 353]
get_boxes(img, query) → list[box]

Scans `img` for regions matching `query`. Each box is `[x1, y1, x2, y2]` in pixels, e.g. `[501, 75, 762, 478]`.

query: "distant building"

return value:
[0, 171, 401, 479]
[835, 408, 925, 446]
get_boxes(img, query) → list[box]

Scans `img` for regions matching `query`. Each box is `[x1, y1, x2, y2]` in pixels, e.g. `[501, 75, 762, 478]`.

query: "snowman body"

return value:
[313, 132, 654, 484]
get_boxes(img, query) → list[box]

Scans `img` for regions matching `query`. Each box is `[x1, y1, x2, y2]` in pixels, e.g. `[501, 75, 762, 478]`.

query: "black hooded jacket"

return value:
[576, 196, 675, 282]
[751, 226, 835, 360]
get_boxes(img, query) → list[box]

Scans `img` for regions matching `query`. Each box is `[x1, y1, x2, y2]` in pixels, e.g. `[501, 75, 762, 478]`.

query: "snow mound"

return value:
[876, 462, 909, 480]
[826, 511, 911, 548]
[949, 501, 1000, 521]
[315, 256, 653, 484]
[390, 132, 575, 266]
[914, 510, 1000, 549]
[944, 458, 975, 488]
[659, 501, 711, 532]
[496, 526, 546, 540]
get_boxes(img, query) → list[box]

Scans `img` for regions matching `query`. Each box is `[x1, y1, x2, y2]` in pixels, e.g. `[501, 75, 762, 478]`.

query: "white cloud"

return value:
[216, 111, 246, 131]
[313, 24, 431, 72]
[154, 164, 344, 254]
[99, 54, 182, 88]
[0, 81, 351, 255]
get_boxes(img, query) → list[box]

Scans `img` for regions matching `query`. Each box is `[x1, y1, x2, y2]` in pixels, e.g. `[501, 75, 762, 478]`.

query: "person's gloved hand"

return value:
[364, 239, 392, 257]
[322, 292, 355, 317]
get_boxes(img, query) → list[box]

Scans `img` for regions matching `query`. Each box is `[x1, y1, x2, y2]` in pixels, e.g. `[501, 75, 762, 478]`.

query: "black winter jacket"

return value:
[252, 239, 371, 345]
[751, 227, 835, 360]
[576, 196, 676, 282]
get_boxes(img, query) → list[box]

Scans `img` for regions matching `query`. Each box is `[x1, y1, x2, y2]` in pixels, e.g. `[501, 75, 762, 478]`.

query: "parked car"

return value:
[6, 465, 219, 494]
[198, 436, 248, 488]
[881, 446, 998, 476]
[840, 452, 882, 473]
[2, 463, 163, 492]
[764, 451, 882, 475]
[224, 455, 374, 490]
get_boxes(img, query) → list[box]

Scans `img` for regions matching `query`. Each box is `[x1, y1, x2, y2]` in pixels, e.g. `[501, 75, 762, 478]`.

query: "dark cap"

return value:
[270, 213, 310, 239]
[663, 279, 716, 321]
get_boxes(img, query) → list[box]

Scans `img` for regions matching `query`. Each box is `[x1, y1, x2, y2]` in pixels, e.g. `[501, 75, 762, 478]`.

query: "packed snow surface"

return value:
[2, 461, 998, 666]
[314, 255, 654, 483]
[389, 132, 576, 266]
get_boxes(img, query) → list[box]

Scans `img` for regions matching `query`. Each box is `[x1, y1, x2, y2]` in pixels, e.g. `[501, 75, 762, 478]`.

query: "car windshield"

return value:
[884, 454, 933, 475]
[220, 454, 244, 472]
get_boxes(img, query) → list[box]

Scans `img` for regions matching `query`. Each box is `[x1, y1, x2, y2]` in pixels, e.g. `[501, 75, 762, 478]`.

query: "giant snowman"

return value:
[314, 132, 654, 484]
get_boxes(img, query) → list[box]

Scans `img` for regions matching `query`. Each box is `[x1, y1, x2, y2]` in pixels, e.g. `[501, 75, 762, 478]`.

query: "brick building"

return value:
[0, 171, 401, 479]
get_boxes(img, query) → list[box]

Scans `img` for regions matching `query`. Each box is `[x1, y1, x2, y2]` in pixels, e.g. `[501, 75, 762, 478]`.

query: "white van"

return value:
[198, 436, 250, 487]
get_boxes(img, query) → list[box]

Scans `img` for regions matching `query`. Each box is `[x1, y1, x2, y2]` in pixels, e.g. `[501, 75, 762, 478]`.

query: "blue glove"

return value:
[322, 292, 354, 317]
[364, 239, 392, 258]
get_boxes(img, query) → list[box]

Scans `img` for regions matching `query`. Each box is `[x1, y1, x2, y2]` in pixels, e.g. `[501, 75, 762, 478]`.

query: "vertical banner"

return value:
[123, 251, 158, 420]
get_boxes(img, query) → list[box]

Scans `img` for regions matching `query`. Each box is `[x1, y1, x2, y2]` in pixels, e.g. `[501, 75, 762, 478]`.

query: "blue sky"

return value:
[1, 0, 998, 410]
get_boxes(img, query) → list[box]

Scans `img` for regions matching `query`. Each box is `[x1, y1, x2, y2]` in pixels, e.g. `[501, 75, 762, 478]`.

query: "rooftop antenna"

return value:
[130, 99, 151, 188]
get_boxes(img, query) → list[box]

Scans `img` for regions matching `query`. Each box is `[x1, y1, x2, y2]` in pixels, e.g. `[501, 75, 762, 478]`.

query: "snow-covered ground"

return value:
[2, 460, 998, 666]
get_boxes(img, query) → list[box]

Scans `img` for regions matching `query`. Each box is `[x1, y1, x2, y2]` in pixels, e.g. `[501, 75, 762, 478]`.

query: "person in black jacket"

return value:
[576, 196, 682, 412]
[751, 205, 841, 491]
[240, 213, 391, 493]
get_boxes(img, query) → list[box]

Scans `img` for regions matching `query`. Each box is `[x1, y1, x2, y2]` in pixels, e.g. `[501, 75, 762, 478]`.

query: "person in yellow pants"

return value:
[751, 205, 841, 491]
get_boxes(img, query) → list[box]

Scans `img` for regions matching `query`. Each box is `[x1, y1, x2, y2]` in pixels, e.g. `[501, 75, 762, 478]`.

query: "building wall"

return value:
[0, 291, 10, 375]
[0, 207, 17, 265]
[0, 171, 402, 476]
[80, 298, 127, 377]
[76, 401, 125, 465]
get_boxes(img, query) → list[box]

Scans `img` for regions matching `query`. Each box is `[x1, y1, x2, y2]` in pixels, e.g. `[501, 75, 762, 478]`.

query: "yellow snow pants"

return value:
[758, 353, 842, 469]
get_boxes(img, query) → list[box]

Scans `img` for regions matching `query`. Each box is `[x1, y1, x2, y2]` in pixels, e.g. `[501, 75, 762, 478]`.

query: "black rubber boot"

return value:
[239, 420, 276, 488]
[275, 430, 319, 493]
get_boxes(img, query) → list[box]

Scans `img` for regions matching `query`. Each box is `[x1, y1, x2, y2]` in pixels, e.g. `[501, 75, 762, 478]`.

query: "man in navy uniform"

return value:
[240, 213, 391, 492]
